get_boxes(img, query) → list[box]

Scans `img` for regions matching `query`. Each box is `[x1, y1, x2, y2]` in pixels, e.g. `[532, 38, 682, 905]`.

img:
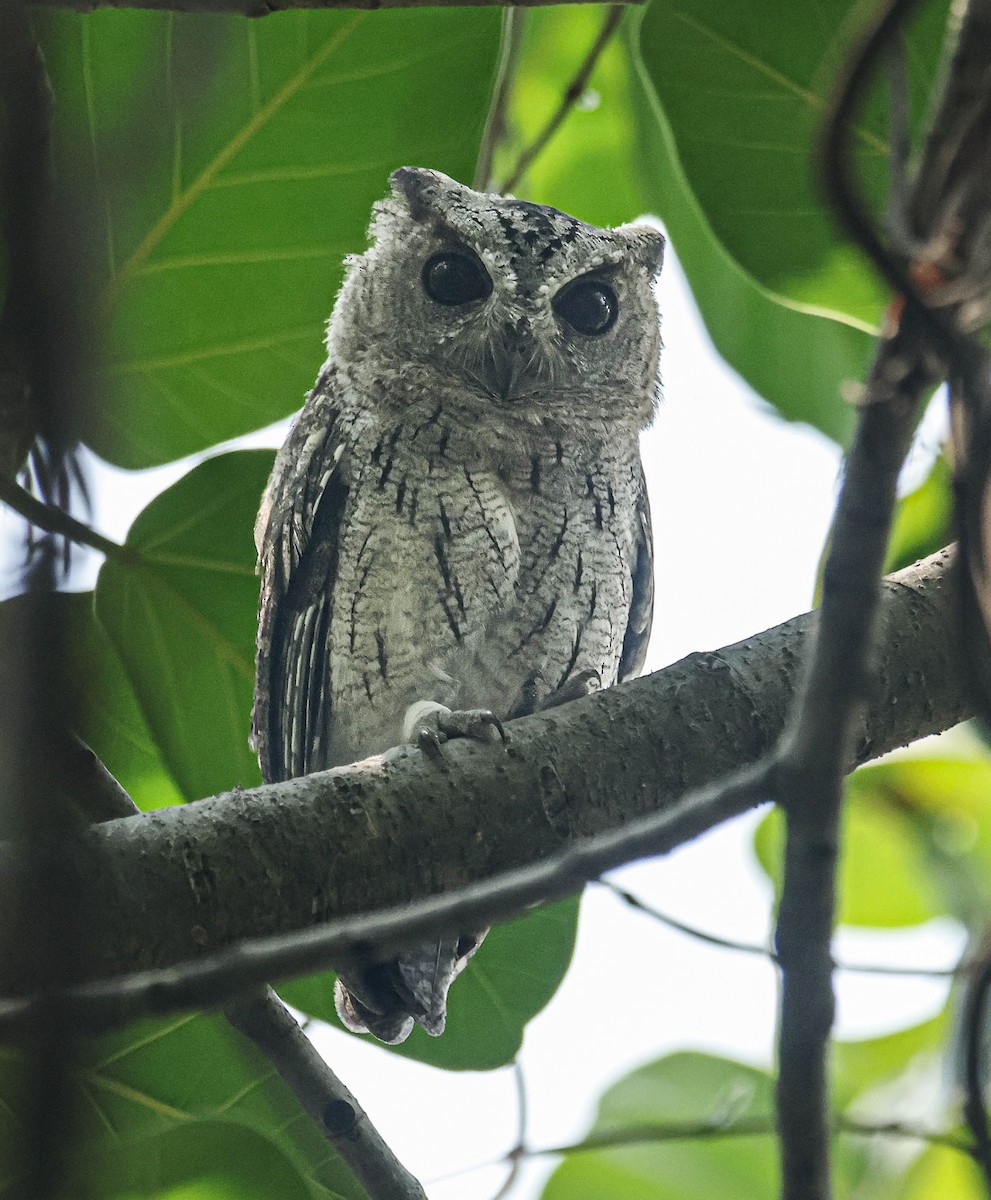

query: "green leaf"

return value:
[540, 1051, 875, 1200]
[540, 1052, 779, 1200]
[637, 0, 950, 325]
[39, 9, 501, 467]
[95, 450, 271, 800]
[628, 14, 864, 445]
[753, 770, 947, 928]
[884, 454, 955, 575]
[0, 591, 184, 812]
[0, 1014, 363, 1199]
[67, 1123, 313, 1200]
[283, 895, 581, 1071]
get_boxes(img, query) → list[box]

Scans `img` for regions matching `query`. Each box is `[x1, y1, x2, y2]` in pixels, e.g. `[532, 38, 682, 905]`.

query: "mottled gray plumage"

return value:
[253, 168, 663, 1043]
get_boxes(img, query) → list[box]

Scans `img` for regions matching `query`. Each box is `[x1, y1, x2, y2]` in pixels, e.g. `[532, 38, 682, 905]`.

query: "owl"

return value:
[252, 168, 663, 1043]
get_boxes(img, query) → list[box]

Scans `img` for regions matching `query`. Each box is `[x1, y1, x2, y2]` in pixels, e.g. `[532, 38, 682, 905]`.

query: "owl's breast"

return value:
[329, 415, 643, 765]
[327, 418, 523, 760]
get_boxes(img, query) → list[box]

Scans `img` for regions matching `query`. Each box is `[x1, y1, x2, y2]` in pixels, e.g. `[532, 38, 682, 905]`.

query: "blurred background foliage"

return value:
[0, 1, 988, 1197]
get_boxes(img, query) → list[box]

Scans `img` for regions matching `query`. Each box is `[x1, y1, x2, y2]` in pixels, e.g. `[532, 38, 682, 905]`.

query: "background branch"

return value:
[226, 988, 428, 1200]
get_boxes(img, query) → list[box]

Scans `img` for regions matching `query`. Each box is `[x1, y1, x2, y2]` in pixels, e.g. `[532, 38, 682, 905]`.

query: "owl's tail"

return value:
[334, 931, 486, 1044]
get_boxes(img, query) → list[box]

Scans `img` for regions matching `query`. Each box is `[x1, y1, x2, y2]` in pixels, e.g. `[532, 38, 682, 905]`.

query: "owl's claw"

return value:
[405, 701, 508, 758]
[437, 708, 507, 744]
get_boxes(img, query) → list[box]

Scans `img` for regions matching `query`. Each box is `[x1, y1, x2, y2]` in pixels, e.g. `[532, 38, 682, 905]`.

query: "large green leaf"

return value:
[832, 1014, 946, 1110]
[38, 9, 501, 467]
[627, 14, 864, 445]
[0, 591, 183, 813]
[284, 895, 580, 1072]
[756, 754, 991, 929]
[638, 0, 951, 324]
[95, 450, 270, 800]
[0, 1014, 363, 1199]
[841, 757, 991, 928]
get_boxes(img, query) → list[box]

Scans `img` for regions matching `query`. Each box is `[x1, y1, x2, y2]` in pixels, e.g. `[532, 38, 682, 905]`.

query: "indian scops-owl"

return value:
[252, 167, 663, 1044]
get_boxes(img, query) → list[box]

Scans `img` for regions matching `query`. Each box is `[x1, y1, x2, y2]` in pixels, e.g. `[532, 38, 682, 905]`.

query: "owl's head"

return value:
[328, 168, 664, 430]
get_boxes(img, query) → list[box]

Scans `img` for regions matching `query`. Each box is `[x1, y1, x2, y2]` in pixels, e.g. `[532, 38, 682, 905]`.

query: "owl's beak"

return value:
[487, 322, 532, 401]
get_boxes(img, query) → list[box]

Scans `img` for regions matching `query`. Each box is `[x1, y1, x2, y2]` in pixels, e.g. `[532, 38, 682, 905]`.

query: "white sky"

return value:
[0, 240, 963, 1198]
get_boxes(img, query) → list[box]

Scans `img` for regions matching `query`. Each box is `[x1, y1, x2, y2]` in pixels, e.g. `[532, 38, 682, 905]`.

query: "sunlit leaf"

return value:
[894, 1143, 986, 1199]
[0, 591, 184, 812]
[283, 895, 581, 1071]
[38, 9, 501, 467]
[96, 451, 271, 800]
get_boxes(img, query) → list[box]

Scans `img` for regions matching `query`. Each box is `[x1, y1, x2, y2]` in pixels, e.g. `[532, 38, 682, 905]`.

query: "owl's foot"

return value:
[403, 700, 507, 759]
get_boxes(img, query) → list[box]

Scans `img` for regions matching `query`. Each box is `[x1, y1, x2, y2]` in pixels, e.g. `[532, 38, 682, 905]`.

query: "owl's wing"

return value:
[618, 467, 654, 683]
[252, 379, 348, 783]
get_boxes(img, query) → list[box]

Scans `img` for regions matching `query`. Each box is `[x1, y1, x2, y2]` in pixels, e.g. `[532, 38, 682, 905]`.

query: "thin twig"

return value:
[226, 988, 427, 1200]
[500, 6, 624, 194]
[473, 8, 526, 192]
[962, 936, 991, 1194]
[486, 1061, 527, 1200]
[600, 880, 963, 979]
[0, 477, 130, 561]
[457, 1112, 975, 1167]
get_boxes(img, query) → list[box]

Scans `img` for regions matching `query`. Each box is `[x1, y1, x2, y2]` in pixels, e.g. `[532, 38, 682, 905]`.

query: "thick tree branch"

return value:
[0, 548, 972, 1020]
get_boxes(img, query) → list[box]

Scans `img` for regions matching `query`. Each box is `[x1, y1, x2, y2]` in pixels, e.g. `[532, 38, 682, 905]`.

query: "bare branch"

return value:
[601, 879, 963, 979]
[227, 988, 427, 1200]
[774, 328, 930, 1200]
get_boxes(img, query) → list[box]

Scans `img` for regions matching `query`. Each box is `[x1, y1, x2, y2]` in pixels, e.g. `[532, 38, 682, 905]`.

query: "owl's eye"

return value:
[554, 280, 618, 335]
[422, 252, 492, 306]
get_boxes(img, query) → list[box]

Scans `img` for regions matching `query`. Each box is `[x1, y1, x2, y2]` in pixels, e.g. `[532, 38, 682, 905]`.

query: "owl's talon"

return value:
[436, 708, 508, 745]
[416, 727, 447, 761]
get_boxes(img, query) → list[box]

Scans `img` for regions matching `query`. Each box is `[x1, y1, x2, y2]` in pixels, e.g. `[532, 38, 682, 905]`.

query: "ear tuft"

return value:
[616, 223, 665, 278]
[389, 167, 445, 222]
